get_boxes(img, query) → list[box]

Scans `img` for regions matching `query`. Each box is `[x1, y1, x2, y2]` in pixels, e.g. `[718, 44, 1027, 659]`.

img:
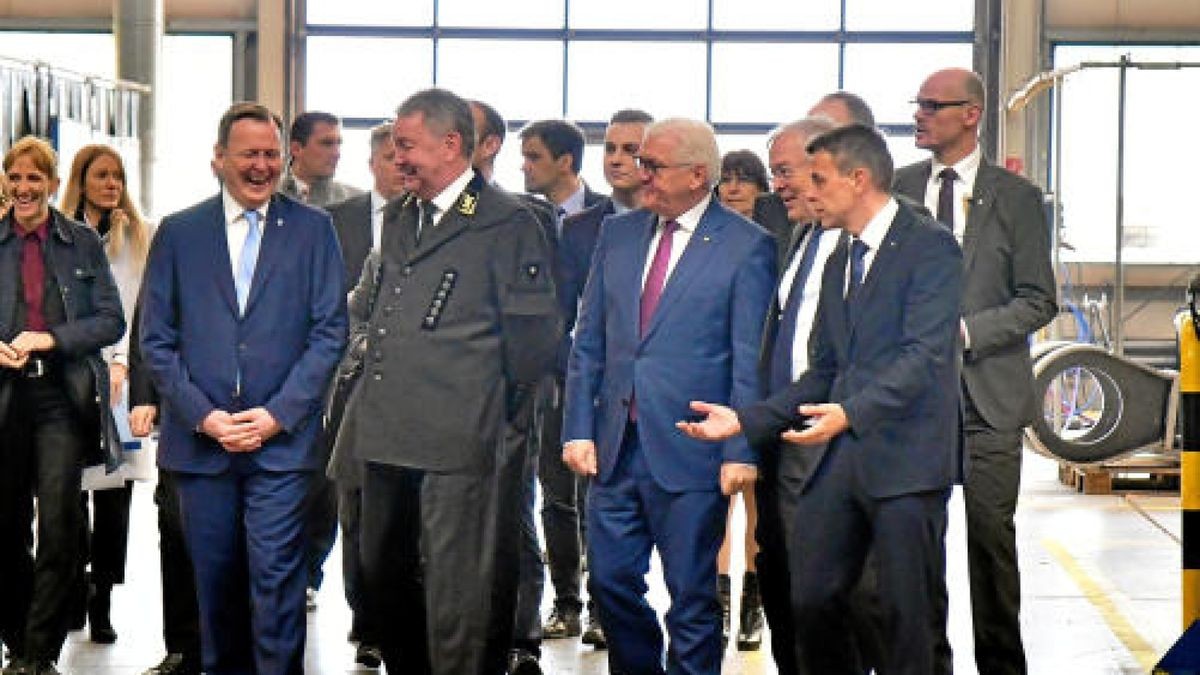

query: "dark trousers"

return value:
[362, 462, 496, 675]
[934, 397, 1026, 675]
[81, 482, 133, 586]
[337, 481, 370, 643]
[302, 474, 339, 590]
[537, 378, 587, 614]
[0, 377, 86, 664]
[788, 442, 949, 675]
[754, 457, 802, 675]
[176, 465, 311, 675]
[486, 392, 543, 671]
[587, 428, 727, 675]
[154, 468, 201, 664]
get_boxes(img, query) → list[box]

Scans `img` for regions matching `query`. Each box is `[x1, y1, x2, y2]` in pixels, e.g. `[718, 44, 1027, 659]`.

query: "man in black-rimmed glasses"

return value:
[894, 67, 1057, 675]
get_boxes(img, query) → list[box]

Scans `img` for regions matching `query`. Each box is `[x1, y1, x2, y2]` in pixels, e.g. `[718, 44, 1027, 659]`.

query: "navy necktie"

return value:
[769, 226, 825, 393]
[847, 238, 869, 301]
[936, 167, 958, 231]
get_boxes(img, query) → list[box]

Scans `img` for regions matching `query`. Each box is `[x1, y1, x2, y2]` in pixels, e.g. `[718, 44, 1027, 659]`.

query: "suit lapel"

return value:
[962, 163, 999, 274]
[208, 196, 238, 316]
[846, 208, 912, 334]
[243, 196, 286, 316]
[640, 202, 727, 343]
[615, 212, 656, 345]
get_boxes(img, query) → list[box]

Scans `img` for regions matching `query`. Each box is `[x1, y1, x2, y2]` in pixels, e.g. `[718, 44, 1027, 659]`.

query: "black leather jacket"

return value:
[0, 208, 126, 470]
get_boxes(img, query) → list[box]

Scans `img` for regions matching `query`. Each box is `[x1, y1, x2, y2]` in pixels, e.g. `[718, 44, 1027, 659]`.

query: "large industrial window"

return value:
[1052, 44, 1200, 265]
[303, 0, 975, 192]
[0, 31, 233, 220]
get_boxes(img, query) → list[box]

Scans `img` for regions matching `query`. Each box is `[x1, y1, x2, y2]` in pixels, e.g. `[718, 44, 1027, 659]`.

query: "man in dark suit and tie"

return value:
[563, 117, 776, 674]
[343, 88, 560, 675]
[544, 108, 652, 649]
[140, 101, 349, 675]
[752, 115, 836, 675]
[323, 120, 405, 669]
[681, 124, 963, 674]
[894, 68, 1057, 675]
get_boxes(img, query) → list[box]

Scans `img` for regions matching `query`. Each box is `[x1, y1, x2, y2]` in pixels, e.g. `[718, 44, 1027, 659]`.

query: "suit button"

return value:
[620, 397, 630, 406]
[393, 287, 402, 295]
[373, 373, 383, 381]
[377, 328, 387, 336]
[238, 343, 247, 351]
[403, 266, 413, 276]
[383, 306, 394, 316]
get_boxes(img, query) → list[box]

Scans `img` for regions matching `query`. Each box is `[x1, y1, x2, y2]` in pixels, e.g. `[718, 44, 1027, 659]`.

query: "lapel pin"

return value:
[276, 218, 283, 227]
[702, 236, 711, 242]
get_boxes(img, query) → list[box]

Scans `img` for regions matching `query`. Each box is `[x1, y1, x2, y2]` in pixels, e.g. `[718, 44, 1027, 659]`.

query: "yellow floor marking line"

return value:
[1042, 538, 1160, 671]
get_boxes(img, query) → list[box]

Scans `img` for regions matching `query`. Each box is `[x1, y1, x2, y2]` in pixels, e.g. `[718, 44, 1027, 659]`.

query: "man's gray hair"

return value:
[645, 117, 721, 189]
[768, 116, 837, 150]
[396, 88, 476, 159]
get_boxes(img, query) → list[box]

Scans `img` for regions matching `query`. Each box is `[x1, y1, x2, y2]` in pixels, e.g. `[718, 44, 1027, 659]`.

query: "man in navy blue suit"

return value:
[141, 102, 348, 675]
[562, 117, 776, 674]
[681, 124, 962, 674]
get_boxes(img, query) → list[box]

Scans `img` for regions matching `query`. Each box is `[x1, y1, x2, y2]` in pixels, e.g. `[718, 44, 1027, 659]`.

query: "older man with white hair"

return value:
[562, 117, 776, 674]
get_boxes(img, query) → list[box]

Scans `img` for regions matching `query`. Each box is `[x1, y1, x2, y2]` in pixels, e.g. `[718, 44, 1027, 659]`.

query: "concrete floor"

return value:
[52, 451, 1181, 674]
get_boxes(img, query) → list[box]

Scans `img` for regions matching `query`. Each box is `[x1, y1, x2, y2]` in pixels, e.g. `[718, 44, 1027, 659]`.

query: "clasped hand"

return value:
[0, 331, 56, 369]
[201, 407, 282, 453]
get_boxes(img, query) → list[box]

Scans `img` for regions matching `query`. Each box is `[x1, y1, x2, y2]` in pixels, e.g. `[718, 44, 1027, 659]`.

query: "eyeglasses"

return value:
[769, 165, 798, 180]
[911, 98, 972, 113]
[636, 156, 693, 177]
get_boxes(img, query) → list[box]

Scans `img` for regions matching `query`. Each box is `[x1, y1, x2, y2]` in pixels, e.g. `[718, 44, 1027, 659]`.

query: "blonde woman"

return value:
[59, 144, 152, 644]
[0, 135, 124, 674]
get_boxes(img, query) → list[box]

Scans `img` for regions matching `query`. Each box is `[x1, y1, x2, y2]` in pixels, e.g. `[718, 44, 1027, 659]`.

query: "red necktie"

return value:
[639, 219, 679, 338]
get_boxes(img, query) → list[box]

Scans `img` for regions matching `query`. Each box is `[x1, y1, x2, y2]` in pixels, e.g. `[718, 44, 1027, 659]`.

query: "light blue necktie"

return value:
[235, 209, 262, 315]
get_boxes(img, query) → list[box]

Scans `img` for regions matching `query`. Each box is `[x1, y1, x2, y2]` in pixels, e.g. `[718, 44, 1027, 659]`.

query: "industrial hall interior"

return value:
[0, 0, 1197, 673]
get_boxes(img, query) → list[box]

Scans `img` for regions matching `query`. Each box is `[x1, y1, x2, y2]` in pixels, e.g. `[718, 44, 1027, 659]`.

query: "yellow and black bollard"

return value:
[1181, 277, 1200, 629]
[1158, 276, 1200, 673]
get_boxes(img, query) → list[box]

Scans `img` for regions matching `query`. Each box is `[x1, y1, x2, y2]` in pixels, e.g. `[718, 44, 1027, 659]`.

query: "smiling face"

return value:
[214, 118, 283, 210]
[5, 153, 57, 229]
[768, 131, 815, 223]
[391, 111, 465, 202]
[83, 152, 125, 212]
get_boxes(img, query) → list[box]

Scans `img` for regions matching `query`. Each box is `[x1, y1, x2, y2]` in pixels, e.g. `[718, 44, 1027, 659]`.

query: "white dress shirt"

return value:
[778, 224, 840, 378]
[845, 197, 899, 297]
[222, 188, 267, 278]
[426, 167, 475, 227]
[923, 144, 981, 243]
[640, 193, 709, 290]
[370, 189, 387, 251]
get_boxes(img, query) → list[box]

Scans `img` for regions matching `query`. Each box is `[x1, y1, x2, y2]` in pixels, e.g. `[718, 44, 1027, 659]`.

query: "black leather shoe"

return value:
[581, 613, 607, 649]
[541, 607, 581, 639]
[736, 571, 764, 651]
[88, 582, 118, 644]
[507, 648, 542, 675]
[355, 643, 382, 669]
[142, 653, 200, 675]
[718, 573, 732, 648]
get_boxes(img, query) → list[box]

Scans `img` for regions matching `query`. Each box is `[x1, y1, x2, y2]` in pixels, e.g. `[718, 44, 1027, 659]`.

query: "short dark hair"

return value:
[806, 124, 893, 191]
[719, 150, 769, 193]
[396, 88, 476, 159]
[470, 99, 507, 146]
[519, 119, 586, 174]
[217, 102, 283, 148]
[289, 111, 341, 146]
[609, 109, 654, 126]
[819, 91, 876, 127]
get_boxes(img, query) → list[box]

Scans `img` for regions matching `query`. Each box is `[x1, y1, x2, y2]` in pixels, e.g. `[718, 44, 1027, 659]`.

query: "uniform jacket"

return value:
[739, 202, 963, 499]
[345, 172, 561, 475]
[0, 208, 125, 469]
[563, 200, 776, 492]
[140, 193, 349, 475]
[893, 159, 1057, 431]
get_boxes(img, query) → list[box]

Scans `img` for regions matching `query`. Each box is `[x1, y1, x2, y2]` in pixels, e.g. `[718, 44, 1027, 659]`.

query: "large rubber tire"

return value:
[1027, 345, 1172, 464]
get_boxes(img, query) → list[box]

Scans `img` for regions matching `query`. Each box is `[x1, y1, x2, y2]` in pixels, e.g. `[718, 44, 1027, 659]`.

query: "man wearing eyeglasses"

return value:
[562, 117, 775, 674]
[894, 67, 1057, 675]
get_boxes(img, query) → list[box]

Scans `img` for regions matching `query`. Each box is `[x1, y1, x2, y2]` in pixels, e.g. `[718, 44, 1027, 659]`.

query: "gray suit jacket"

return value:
[279, 172, 363, 208]
[326, 192, 374, 289]
[894, 158, 1057, 431]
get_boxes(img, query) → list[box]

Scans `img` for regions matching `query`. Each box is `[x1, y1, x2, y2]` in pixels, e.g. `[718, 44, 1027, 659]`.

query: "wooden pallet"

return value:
[1058, 453, 1181, 495]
